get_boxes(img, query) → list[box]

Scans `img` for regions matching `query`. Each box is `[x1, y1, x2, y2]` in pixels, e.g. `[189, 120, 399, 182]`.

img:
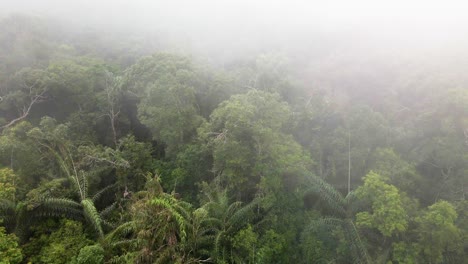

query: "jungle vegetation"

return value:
[0, 14, 467, 264]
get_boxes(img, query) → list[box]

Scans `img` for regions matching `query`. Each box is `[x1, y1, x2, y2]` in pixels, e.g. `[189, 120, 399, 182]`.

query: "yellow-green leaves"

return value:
[0, 226, 22, 264]
[355, 171, 407, 237]
[0, 168, 17, 201]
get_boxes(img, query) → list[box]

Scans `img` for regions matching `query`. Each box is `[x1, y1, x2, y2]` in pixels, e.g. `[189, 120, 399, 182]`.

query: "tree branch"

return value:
[1, 89, 47, 130]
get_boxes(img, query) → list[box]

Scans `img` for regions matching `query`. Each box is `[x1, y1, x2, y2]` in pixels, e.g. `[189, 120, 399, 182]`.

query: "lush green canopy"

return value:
[0, 14, 466, 264]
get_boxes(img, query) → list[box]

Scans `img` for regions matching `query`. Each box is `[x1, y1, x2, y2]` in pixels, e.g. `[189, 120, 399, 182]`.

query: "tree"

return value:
[416, 200, 463, 263]
[25, 117, 127, 238]
[198, 183, 259, 263]
[403, 88, 468, 204]
[0, 121, 46, 189]
[200, 90, 311, 200]
[297, 104, 389, 193]
[302, 173, 370, 264]
[125, 53, 205, 156]
[368, 148, 421, 195]
[0, 168, 17, 201]
[0, 168, 31, 241]
[231, 53, 301, 103]
[106, 174, 211, 264]
[34, 220, 93, 264]
[97, 71, 124, 147]
[0, 68, 48, 131]
[231, 224, 258, 263]
[0, 225, 23, 264]
[355, 171, 407, 237]
[75, 244, 105, 264]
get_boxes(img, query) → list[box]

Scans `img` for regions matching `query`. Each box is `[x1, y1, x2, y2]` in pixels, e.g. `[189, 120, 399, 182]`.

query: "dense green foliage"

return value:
[0, 14, 466, 263]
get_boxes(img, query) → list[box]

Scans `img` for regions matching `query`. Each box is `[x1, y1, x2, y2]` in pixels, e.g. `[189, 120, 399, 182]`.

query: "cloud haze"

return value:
[3, 0, 468, 62]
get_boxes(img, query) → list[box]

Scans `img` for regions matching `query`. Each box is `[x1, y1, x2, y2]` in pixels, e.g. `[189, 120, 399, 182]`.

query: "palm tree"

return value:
[105, 174, 212, 264]
[25, 122, 125, 238]
[40, 181, 117, 238]
[199, 184, 259, 263]
[301, 174, 370, 264]
[0, 198, 29, 241]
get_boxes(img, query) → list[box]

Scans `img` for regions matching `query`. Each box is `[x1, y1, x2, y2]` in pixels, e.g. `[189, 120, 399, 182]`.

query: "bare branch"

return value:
[1, 89, 47, 130]
[104, 71, 121, 147]
[83, 154, 130, 169]
[464, 128, 468, 147]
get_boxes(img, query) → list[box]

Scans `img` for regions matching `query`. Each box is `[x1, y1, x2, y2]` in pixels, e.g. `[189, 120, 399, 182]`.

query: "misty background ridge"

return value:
[3, 1, 468, 108]
[3, 0, 468, 77]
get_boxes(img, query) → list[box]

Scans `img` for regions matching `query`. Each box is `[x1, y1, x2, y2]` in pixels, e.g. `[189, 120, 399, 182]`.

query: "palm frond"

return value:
[105, 221, 137, 243]
[305, 174, 346, 217]
[345, 191, 371, 215]
[0, 199, 16, 228]
[150, 197, 188, 242]
[99, 202, 117, 218]
[92, 183, 117, 203]
[79, 171, 88, 199]
[102, 219, 117, 229]
[40, 197, 83, 219]
[214, 229, 226, 258]
[111, 238, 140, 249]
[303, 217, 371, 264]
[81, 198, 104, 237]
[304, 217, 346, 234]
[200, 217, 222, 230]
[343, 219, 371, 264]
[225, 201, 242, 219]
[13, 205, 33, 243]
[228, 199, 258, 230]
[154, 246, 173, 264]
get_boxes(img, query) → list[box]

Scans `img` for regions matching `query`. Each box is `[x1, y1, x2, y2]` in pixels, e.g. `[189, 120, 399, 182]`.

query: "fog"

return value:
[1, 2, 467, 262]
[5, 0, 468, 29]
[4, 0, 468, 101]
[4, 0, 468, 57]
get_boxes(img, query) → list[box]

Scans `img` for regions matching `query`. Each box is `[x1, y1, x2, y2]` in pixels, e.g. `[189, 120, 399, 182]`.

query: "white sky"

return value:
[3, 0, 468, 55]
[3, 0, 468, 28]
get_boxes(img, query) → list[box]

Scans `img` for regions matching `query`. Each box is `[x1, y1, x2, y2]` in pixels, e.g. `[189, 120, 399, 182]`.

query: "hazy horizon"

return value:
[3, 0, 468, 55]
[3, 0, 468, 89]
